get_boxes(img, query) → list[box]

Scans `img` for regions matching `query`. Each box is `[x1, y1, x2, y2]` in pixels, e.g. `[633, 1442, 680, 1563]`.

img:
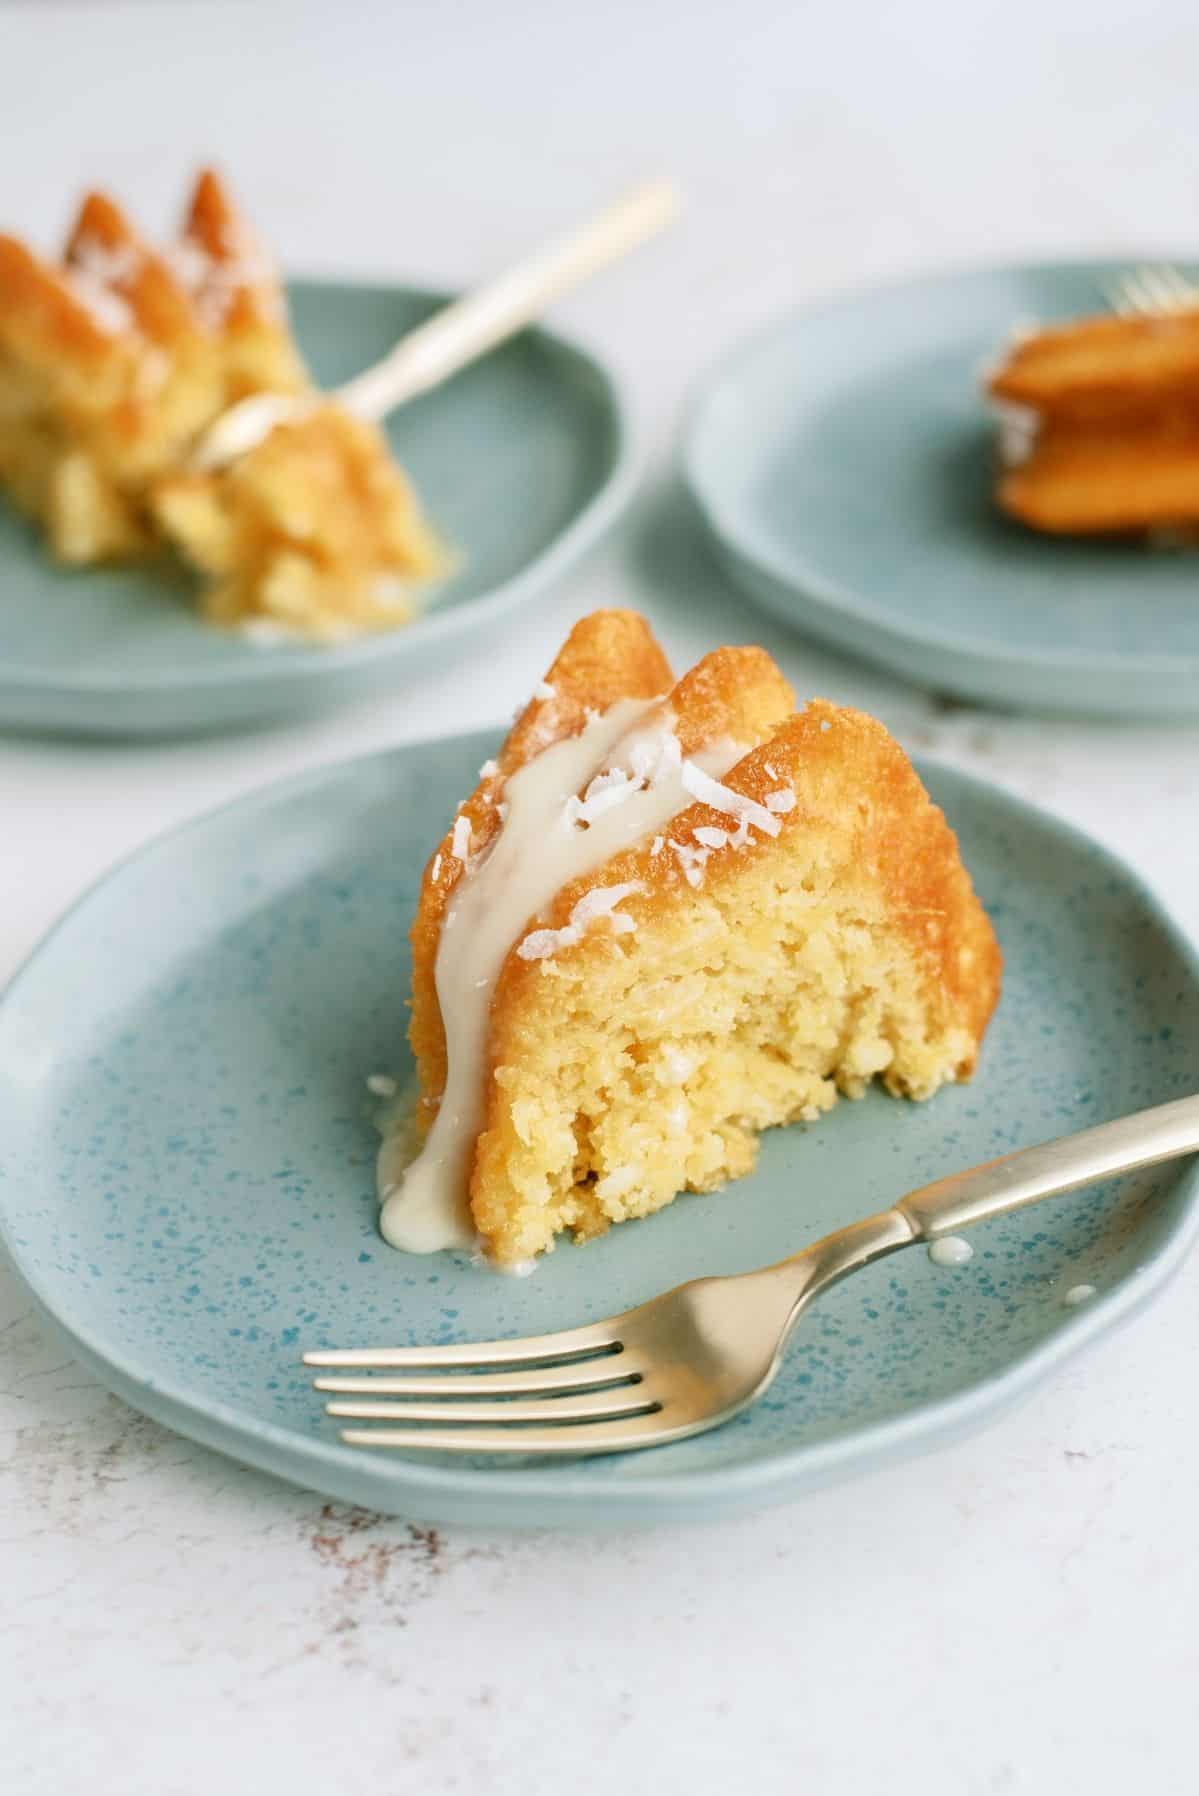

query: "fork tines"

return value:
[1111, 264, 1199, 317]
[303, 1321, 663, 1453]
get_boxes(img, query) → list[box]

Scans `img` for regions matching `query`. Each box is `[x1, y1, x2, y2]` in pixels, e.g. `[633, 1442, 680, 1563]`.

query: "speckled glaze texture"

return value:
[0, 282, 633, 738]
[0, 729, 1196, 1527]
[684, 260, 1199, 718]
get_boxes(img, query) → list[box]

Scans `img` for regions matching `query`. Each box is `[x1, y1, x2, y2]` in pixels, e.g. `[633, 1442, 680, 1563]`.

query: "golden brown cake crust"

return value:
[664, 643, 795, 756]
[996, 418, 1199, 534]
[0, 231, 119, 363]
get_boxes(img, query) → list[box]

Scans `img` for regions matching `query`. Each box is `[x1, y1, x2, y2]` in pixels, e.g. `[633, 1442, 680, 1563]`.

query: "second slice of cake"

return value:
[382, 610, 1002, 1267]
[985, 307, 1199, 535]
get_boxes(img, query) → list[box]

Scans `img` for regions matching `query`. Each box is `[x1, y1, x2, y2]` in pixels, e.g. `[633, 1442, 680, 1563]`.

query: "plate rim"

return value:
[0, 276, 638, 697]
[2, 730, 1197, 1521]
[682, 255, 1199, 681]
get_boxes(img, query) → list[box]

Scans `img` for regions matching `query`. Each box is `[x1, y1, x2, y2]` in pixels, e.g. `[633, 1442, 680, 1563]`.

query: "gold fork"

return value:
[1110, 263, 1199, 317]
[304, 1095, 1199, 1458]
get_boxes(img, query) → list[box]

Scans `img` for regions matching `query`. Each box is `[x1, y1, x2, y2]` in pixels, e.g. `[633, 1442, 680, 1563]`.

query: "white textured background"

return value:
[2, 3, 1198, 1792]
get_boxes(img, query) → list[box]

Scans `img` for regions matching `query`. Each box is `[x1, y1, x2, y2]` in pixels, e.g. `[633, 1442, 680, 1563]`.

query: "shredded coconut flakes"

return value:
[450, 815, 472, 862]
[565, 765, 641, 827]
[693, 825, 730, 850]
[63, 269, 134, 335]
[517, 882, 645, 961]
[71, 234, 142, 286]
[679, 761, 781, 836]
[670, 839, 709, 887]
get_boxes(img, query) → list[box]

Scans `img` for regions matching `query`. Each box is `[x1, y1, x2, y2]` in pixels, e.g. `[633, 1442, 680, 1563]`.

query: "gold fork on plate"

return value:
[304, 1096, 1199, 1459]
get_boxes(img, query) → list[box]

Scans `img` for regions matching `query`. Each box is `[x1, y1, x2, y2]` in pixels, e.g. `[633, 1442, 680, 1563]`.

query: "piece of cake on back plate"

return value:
[0, 169, 307, 564]
[0, 168, 446, 638]
[381, 609, 1002, 1268]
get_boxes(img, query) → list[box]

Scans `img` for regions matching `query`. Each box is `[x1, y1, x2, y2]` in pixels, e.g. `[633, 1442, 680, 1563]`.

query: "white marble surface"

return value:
[2, 3, 1198, 1791]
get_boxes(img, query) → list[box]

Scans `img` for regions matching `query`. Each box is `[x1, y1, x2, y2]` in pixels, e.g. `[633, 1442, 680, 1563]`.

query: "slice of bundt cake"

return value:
[0, 171, 307, 565]
[0, 168, 447, 636]
[985, 307, 1199, 534]
[382, 610, 1002, 1267]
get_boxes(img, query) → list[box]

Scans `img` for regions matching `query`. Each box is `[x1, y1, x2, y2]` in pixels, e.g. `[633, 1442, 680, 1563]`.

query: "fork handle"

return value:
[336, 177, 679, 421]
[894, 1094, 1199, 1241]
[767, 1094, 1199, 1314]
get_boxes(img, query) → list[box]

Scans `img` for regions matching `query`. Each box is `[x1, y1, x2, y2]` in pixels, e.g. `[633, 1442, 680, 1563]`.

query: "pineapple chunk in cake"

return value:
[382, 610, 1002, 1267]
[0, 168, 447, 636]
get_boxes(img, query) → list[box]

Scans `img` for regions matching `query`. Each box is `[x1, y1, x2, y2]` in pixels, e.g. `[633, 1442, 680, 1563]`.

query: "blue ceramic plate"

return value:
[0, 281, 633, 737]
[684, 262, 1199, 717]
[1, 730, 1196, 1527]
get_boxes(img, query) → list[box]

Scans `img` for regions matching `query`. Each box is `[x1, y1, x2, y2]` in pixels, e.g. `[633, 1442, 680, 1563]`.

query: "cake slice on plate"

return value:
[0, 168, 447, 636]
[382, 610, 1002, 1268]
[986, 307, 1199, 535]
[0, 171, 307, 565]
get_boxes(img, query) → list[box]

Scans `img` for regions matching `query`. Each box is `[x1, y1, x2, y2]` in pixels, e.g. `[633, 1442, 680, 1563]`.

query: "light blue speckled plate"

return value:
[684, 262, 1199, 717]
[1, 729, 1197, 1527]
[0, 282, 633, 737]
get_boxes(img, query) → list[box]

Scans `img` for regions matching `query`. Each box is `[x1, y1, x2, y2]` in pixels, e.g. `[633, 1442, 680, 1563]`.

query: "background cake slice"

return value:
[387, 612, 1001, 1267]
[0, 169, 308, 565]
[986, 307, 1199, 533]
[0, 167, 446, 635]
